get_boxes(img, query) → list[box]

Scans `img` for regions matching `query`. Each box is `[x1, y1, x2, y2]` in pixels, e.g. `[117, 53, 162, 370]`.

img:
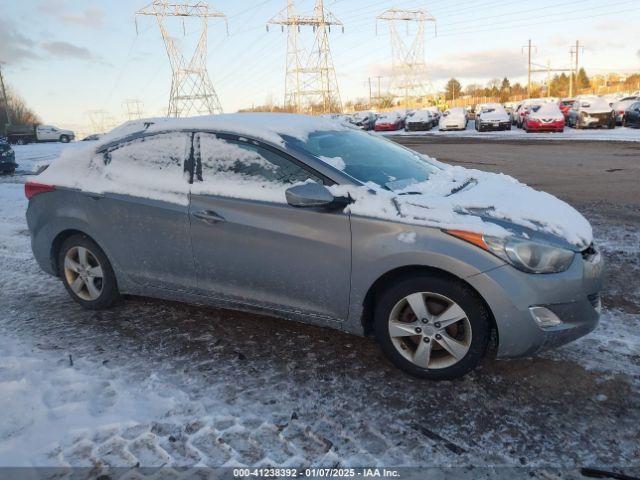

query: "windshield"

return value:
[283, 130, 440, 189]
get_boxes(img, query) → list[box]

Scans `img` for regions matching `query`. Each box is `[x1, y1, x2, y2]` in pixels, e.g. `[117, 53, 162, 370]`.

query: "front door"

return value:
[189, 133, 351, 321]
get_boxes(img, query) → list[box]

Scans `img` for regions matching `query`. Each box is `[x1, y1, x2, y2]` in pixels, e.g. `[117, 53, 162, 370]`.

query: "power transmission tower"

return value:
[136, 1, 228, 118]
[376, 8, 436, 107]
[122, 99, 144, 121]
[268, 0, 343, 114]
[85, 109, 115, 134]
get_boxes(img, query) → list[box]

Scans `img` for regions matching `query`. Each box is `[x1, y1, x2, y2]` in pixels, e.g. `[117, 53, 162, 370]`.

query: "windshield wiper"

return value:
[446, 178, 477, 196]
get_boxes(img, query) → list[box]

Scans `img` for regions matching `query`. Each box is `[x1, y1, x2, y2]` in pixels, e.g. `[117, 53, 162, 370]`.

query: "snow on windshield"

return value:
[408, 110, 432, 122]
[531, 103, 563, 117]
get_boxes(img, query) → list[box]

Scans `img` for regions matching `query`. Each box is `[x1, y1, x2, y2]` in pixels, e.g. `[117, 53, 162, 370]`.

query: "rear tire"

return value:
[58, 234, 120, 310]
[373, 274, 491, 380]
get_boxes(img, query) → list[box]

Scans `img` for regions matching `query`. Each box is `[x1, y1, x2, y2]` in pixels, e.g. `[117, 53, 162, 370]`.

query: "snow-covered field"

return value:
[377, 121, 640, 142]
[0, 142, 639, 475]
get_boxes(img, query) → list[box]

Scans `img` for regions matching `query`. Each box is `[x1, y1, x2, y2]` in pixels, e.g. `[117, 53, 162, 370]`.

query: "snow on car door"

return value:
[189, 133, 351, 323]
[83, 132, 196, 291]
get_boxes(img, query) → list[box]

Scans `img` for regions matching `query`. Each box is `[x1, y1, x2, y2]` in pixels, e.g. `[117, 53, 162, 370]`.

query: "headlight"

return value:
[446, 230, 576, 274]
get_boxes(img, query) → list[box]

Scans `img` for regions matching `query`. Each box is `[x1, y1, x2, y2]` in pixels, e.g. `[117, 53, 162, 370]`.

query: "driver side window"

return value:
[192, 133, 323, 203]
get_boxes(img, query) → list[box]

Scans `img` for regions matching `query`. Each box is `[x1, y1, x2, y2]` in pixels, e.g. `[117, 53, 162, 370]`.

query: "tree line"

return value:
[0, 83, 40, 137]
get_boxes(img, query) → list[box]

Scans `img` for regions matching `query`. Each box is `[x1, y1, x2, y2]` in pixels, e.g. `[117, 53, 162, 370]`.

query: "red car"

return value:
[374, 112, 405, 131]
[524, 103, 565, 133]
[558, 98, 575, 119]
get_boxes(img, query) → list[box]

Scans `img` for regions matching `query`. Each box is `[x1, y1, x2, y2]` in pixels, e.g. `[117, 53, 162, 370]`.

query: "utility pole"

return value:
[569, 40, 584, 97]
[368, 77, 372, 109]
[376, 8, 436, 106]
[0, 62, 11, 127]
[136, 1, 228, 117]
[522, 39, 537, 98]
[268, 0, 343, 114]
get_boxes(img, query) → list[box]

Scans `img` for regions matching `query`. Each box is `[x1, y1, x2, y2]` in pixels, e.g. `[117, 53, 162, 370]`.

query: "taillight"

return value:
[25, 182, 55, 199]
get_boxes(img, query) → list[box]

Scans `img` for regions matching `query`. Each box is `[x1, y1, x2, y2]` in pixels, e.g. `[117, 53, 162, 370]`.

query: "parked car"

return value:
[404, 110, 434, 131]
[0, 138, 17, 174]
[475, 103, 511, 131]
[438, 107, 468, 131]
[557, 98, 575, 119]
[425, 106, 441, 123]
[622, 100, 640, 128]
[514, 98, 554, 128]
[523, 103, 565, 133]
[25, 114, 604, 380]
[6, 124, 75, 145]
[374, 111, 405, 131]
[566, 96, 616, 129]
[611, 96, 639, 125]
[350, 111, 377, 131]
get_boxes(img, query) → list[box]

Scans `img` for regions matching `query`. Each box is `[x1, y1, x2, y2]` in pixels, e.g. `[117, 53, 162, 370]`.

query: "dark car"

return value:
[558, 98, 575, 119]
[0, 138, 17, 174]
[622, 101, 640, 128]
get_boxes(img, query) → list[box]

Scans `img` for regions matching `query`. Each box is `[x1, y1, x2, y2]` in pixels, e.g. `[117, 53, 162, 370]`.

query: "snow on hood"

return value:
[407, 110, 432, 123]
[529, 103, 564, 120]
[579, 97, 614, 114]
[329, 160, 592, 250]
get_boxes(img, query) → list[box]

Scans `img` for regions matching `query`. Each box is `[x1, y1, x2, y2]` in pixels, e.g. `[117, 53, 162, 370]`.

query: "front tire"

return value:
[58, 234, 120, 309]
[60, 135, 70, 143]
[373, 275, 490, 380]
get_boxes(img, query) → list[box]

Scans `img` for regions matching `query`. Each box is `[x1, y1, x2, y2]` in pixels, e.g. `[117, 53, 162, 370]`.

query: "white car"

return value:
[475, 103, 511, 132]
[439, 107, 468, 131]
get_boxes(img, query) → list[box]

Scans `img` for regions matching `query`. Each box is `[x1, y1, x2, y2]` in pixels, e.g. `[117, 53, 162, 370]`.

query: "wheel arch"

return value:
[360, 265, 498, 346]
[50, 229, 100, 276]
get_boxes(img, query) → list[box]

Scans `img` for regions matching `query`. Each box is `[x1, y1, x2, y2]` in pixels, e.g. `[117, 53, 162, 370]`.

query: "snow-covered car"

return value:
[0, 138, 17, 174]
[475, 103, 511, 131]
[404, 110, 434, 131]
[438, 107, 468, 131]
[26, 113, 603, 380]
[350, 111, 377, 131]
[523, 103, 565, 133]
[622, 100, 640, 128]
[7, 124, 75, 145]
[374, 112, 405, 131]
[566, 96, 616, 129]
[612, 96, 639, 125]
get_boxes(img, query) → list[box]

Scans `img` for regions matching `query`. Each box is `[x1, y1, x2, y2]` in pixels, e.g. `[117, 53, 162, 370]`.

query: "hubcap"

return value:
[63, 246, 104, 301]
[388, 292, 472, 369]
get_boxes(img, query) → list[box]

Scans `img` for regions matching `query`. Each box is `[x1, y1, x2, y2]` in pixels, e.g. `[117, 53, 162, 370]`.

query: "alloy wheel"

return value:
[388, 292, 472, 369]
[63, 246, 104, 301]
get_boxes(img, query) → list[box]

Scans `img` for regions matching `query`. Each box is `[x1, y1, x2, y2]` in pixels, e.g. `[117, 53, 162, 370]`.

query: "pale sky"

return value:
[1, 0, 639, 133]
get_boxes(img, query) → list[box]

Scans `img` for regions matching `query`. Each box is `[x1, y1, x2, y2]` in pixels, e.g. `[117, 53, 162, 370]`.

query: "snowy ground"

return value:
[377, 120, 640, 142]
[0, 142, 639, 477]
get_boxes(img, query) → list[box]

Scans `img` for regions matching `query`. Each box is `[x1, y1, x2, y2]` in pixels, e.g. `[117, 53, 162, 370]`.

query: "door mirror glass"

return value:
[285, 182, 349, 209]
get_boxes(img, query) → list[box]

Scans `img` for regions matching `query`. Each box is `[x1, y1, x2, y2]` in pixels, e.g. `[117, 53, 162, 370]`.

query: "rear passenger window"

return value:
[192, 133, 323, 203]
[99, 132, 191, 203]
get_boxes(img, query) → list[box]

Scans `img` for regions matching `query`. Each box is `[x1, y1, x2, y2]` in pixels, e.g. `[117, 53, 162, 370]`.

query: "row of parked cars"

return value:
[342, 92, 640, 135]
[506, 94, 640, 132]
[343, 108, 469, 132]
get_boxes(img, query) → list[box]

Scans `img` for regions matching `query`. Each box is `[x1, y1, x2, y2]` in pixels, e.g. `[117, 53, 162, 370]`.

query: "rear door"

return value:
[83, 132, 196, 291]
[188, 133, 351, 321]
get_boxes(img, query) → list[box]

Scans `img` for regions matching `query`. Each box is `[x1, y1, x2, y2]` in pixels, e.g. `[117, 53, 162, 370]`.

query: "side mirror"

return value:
[285, 182, 350, 209]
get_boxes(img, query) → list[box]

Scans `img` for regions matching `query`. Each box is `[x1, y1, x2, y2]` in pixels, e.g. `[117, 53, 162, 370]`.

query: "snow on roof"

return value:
[98, 113, 353, 149]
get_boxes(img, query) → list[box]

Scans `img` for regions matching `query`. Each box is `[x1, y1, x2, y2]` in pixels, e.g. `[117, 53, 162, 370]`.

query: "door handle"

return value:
[193, 209, 226, 224]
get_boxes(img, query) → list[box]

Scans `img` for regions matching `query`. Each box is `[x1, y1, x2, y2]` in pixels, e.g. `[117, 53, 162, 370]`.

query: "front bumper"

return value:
[479, 121, 510, 130]
[466, 248, 605, 358]
[0, 153, 17, 172]
[526, 120, 564, 131]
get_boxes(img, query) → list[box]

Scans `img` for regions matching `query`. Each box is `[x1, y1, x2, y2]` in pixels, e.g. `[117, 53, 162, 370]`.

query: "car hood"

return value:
[330, 160, 592, 250]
